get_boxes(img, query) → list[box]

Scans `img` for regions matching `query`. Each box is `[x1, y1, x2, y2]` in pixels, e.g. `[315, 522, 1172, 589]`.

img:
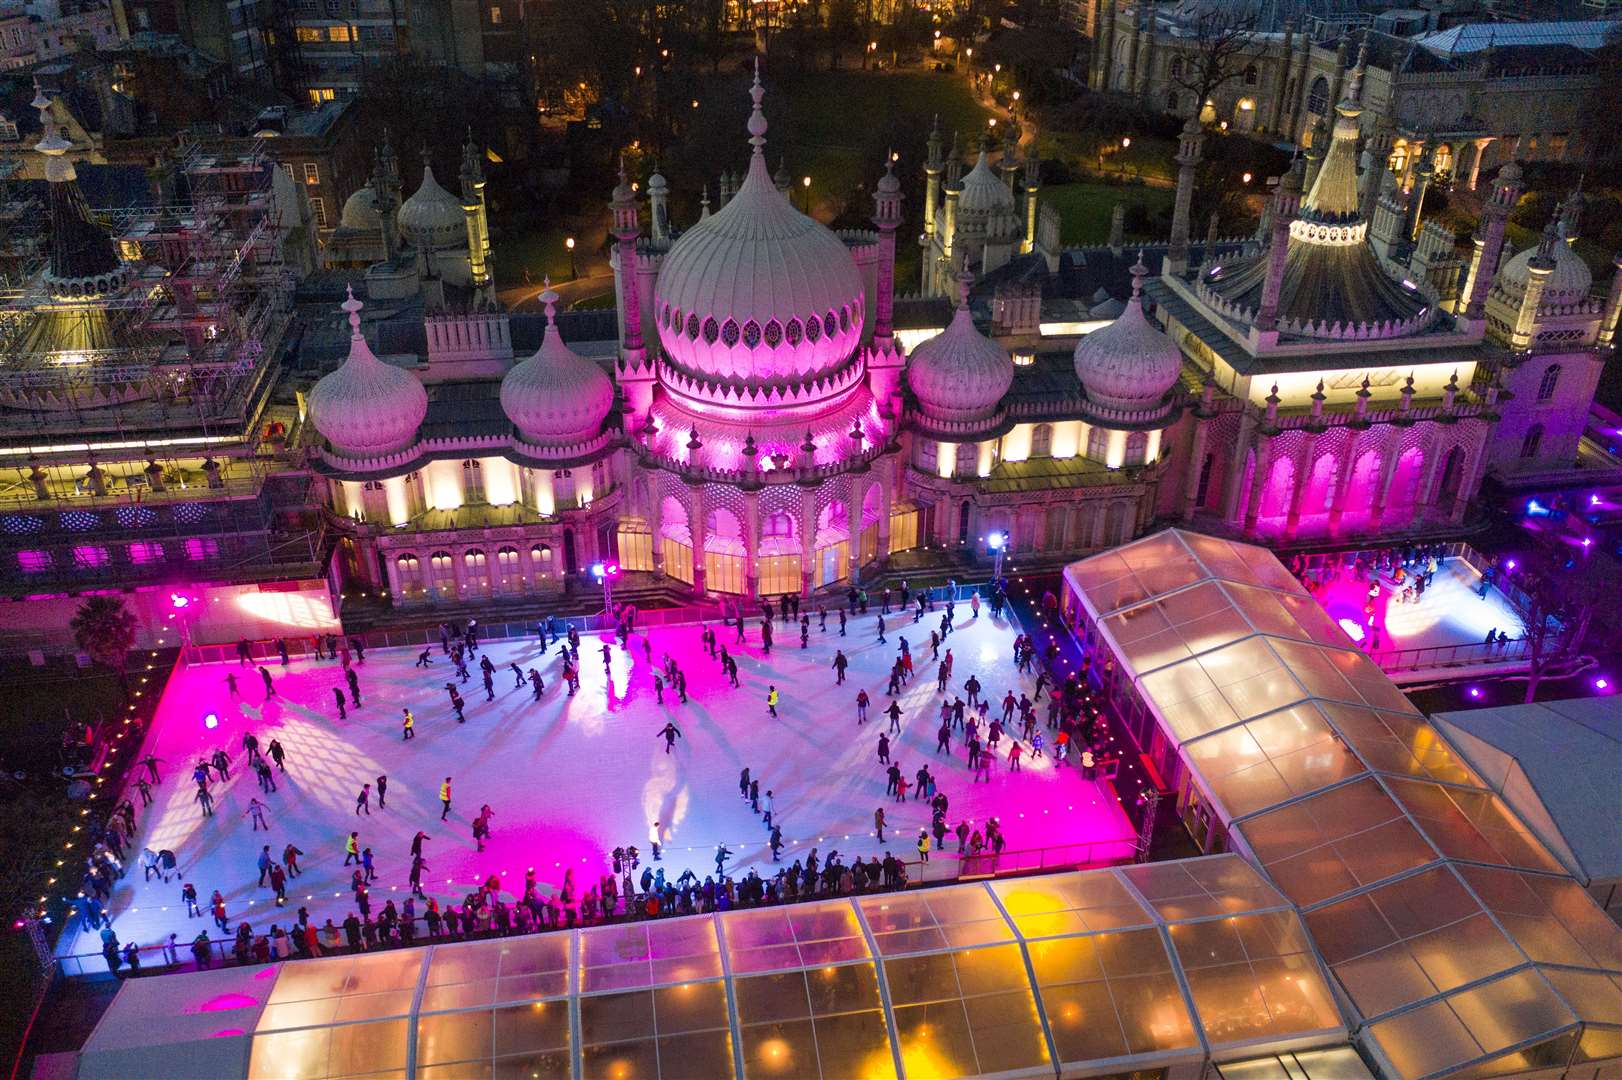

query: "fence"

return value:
[184, 582, 998, 666]
[55, 834, 1134, 979]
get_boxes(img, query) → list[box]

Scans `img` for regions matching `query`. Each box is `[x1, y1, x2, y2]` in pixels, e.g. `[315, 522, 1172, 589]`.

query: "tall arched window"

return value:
[1537, 364, 1560, 402]
[1124, 431, 1149, 466]
[1521, 424, 1544, 460]
[1031, 424, 1054, 458]
[1306, 75, 1329, 116]
[1243, 64, 1258, 85]
[1167, 90, 1180, 113]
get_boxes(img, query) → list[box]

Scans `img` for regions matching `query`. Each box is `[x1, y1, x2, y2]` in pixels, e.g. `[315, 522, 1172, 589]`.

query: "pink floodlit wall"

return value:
[0, 579, 339, 651]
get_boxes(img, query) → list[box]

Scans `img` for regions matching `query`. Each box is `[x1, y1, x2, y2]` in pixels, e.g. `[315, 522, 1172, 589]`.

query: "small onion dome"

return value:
[500, 283, 614, 447]
[877, 152, 901, 195]
[1497, 220, 1592, 307]
[309, 287, 427, 458]
[957, 151, 1015, 215]
[340, 185, 382, 231]
[1073, 255, 1182, 412]
[907, 268, 1013, 422]
[397, 161, 465, 251]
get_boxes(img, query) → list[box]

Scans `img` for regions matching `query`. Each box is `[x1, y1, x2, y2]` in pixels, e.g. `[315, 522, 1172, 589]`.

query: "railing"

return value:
[56, 835, 1134, 979]
[184, 583, 998, 663]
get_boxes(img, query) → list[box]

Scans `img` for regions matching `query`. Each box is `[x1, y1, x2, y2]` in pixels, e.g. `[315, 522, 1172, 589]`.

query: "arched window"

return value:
[395, 553, 422, 596]
[954, 442, 977, 476]
[1537, 363, 1560, 402]
[1306, 75, 1329, 116]
[1031, 424, 1054, 458]
[1521, 424, 1543, 460]
[496, 546, 520, 591]
[1167, 90, 1180, 113]
[761, 511, 795, 540]
[1243, 64, 1258, 85]
[1124, 431, 1149, 466]
[429, 551, 455, 596]
[1086, 426, 1110, 462]
[1169, 57, 1183, 77]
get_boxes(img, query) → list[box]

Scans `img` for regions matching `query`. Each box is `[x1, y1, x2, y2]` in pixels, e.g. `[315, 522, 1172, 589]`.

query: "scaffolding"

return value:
[0, 136, 293, 446]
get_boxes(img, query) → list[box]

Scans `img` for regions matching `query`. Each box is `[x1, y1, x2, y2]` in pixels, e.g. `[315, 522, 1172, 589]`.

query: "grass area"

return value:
[1504, 223, 1615, 278]
[1041, 182, 1175, 247]
[1038, 130, 1177, 188]
[491, 224, 574, 289]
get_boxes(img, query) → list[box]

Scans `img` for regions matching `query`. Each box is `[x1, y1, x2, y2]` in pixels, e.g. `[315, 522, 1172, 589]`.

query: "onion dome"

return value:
[308, 288, 427, 459]
[340, 185, 382, 231]
[1497, 190, 1592, 306]
[957, 150, 1015, 215]
[652, 64, 865, 389]
[34, 84, 125, 299]
[907, 265, 1013, 422]
[501, 282, 614, 447]
[1073, 255, 1182, 412]
[397, 157, 466, 251]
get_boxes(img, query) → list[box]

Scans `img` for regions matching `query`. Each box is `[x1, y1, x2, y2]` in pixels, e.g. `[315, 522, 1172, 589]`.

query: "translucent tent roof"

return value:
[1064, 529, 1622, 1079]
[73, 855, 1347, 1080]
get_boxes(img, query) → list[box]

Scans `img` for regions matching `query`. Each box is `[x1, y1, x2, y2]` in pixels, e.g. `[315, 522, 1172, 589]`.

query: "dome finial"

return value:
[747, 58, 768, 153]
[342, 284, 364, 335]
[1129, 250, 1148, 298]
[540, 277, 557, 321]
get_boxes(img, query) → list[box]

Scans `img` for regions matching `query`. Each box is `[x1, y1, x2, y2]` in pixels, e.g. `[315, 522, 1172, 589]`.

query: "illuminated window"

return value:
[1537, 363, 1560, 402]
[327, 23, 352, 40]
[303, 162, 319, 184]
[488, 4, 501, 22]
[306, 87, 336, 103]
[184, 538, 219, 561]
[295, 25, 322, 41]
[17, 550, 51, 572]
[128, 541, 164, 564]
[74, 545, 110, 568]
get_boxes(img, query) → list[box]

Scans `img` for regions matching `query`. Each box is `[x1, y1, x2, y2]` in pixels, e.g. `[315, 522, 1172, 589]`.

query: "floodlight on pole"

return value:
[987, 531, 1008, 580]
[592, 560, 620, 615]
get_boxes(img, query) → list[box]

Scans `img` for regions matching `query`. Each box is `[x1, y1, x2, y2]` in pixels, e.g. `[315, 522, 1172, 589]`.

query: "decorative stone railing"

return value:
[656, 356, 866, 411]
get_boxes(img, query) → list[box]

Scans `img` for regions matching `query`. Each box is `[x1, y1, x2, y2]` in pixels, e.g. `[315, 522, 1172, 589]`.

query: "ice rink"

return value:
[65, 605, 1136, 959]
[1311, 556, 1526, 658]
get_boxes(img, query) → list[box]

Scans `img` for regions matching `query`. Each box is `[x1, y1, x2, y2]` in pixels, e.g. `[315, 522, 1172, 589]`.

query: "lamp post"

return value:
[591, 560, 619, 616]
[565, 236, 576, 281]
[987, 530, 1007, 582]
[801, 175, 811, 213]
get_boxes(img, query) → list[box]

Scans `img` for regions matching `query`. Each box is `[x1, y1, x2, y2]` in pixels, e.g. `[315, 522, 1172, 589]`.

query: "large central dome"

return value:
[653, 70, 865, 395]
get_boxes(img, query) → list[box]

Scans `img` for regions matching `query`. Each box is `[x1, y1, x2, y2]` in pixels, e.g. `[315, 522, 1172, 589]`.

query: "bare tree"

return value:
[1170, 7, 1260, 116]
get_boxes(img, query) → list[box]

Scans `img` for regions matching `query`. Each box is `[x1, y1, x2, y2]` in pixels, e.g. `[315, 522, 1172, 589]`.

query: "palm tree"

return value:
[70, 595, 138, 697]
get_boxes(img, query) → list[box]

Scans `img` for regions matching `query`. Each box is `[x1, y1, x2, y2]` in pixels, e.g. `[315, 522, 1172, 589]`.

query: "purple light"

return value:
[1591, 494, 1602, 505]
[1506, 559, 1517, 571]
[170, 593, 191, 609]
[204, 712, 219, 729]
[1583, 538, 1593, 548]
[1596, 677, 1610, 691]
[1467, 687, 1482, 699]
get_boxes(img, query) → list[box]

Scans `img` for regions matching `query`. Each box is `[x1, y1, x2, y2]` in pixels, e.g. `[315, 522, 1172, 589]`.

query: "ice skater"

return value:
[856, 688, 870, 723]
[715, 844, 731, 876]
[885, 700, 903, 733]
[655, 721, 683, 753]
[874, 807, 886, 841]
[402, 708, 416, 740]
[246, 798, 269, 831]
[766, 685, 779, 718]
[355, 783, 371, 815]
[346, 667, 361, 707]
[259, 665, 275, 697]
[376, 774, 387, 809]
[439, 777, 453, 821]
[333, 686, 347, 719]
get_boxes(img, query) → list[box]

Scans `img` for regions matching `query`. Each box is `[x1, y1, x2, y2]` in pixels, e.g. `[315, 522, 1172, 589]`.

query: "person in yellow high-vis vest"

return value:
[401, 708, 415, 741]
[439, 776, 452, 821]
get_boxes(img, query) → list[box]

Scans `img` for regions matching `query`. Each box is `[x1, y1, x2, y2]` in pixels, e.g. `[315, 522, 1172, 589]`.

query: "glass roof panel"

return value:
[1318, 648, 1419, 714]
[1540, 969, 1622, 1027]
[1140, 660, 1244, 743]
[1368, 996, 1486, 1079]
[991, 871, 1155, 939]
[1386, 778, 1566, 873]
[1220, 582, 1318, 642]
[1264, 639, 1365, 705]
[267, 951, 424, 1007]
[1239, 777, 1437, 906]
[1446, 969, 1577, 1058]
[857, 888, 1013, 956]
[1184, 704, 1366, 820]
[1459, 866, 1622, 972]
[1317, 703, 1482, 785]
[1121, 857, 1287, 920]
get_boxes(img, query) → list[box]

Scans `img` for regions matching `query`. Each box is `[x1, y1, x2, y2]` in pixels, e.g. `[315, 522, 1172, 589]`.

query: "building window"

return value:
[489, 4, 501, 21]
[295, 25, 322, 41]
[1520, 424, 1543, 460]
[1243, 64, 1258, 85]
[1306, 75, 1329, 116]
[1537, 363, 1560, 402]
[303, 162, 319, 184]
[309, 196, 327, 227]
[306, 87, 336, 103]
[1196, 453, 1215, 507]
[1124, 431, 1149, 466]
[1031, 424, 1053, 458]
[280, 162, 295, 180]
[0, 118, 17, 141]
[328, 23, 352, 40]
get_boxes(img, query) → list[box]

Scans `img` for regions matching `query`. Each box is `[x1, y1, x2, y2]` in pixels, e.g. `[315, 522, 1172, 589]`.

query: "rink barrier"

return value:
[1295, 543, 1546, 675]
[180, 583, 998, 666]
[53, 835, 1134, 979]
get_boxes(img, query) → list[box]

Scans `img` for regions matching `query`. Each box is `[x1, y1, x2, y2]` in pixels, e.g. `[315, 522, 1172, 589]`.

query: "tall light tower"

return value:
[592, 560, 620, 616]
[987, 530, 1008, 582]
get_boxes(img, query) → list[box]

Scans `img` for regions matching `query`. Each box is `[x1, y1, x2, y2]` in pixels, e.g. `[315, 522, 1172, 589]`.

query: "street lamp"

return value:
[987, 530, 1008, 581]
[591, 560, 620, 616]
[801, 175, 811, 212]
[565, 236, 576, 281]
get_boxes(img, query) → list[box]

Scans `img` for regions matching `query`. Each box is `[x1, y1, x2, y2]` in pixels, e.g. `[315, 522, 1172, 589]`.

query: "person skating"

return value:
[411, 830, 430, 860]
[268, 861, 287, 906]
[800, 616, 809, 648]
[242, 731, 260, 762]
[739, 767, 750, 800]
[257, 844, 274, 885]
[763, 789, 775, 829]
[355, 783, 371, 815]
[876, 615, 887, 645]
[482, 667, 494, 702]
[766, 685, 779, 718]
[936, 720, 952, 755]
[182, 882, 200, 918]
[964, 675, 981, 709]
[893, 771, 909, 803]
[361, 847, 376, 883]
[838, 610, 847, 636]
[284, 842, 304, 877]
[246, 797, 270, 831]
[769, 826, 783, 861]
[139, 754, 164, 784]
[832, 649, 849, 684]
[346, 666, 362, 707]
[877, 733, 891, 764]
[259, 665, 280, 697]
[653, 673, 664, 704]
[402, 708, 416, 740]
[276, 638, 289, 666]
[749, 779, 760, 814]
[529, 669, 544, 700]
[914, 765, 930, 801]
[917, 830, 930, 863]
[344, 831, 360, 865]
[656, 722, 682, 753]
[510, 661, 525, 689]
[439, 777, 452, 821]
[874, 807, 887, 841]
[885, 700, 903, 734]
[714, 844, 731, 876]
[194, 782, 215, 816]
[856, 688, 870, 724]
[1008, 741, 1024, 772]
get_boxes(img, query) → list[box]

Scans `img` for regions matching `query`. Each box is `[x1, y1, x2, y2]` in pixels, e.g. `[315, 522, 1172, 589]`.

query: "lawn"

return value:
[1040, 182, 1175, 247]
[491, 224, 574, 290]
